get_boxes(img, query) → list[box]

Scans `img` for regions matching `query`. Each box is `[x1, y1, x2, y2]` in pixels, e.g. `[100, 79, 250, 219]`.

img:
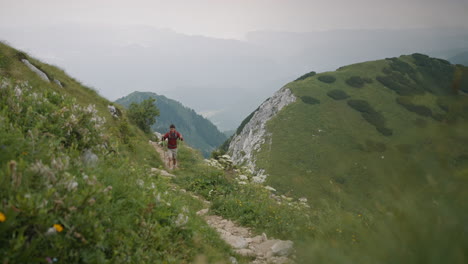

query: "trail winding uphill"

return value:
[149, 141, 295, 264]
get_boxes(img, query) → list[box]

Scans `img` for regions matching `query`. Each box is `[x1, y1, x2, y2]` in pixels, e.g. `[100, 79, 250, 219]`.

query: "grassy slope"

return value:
[252, 55, 468, 262]
[0, 42, 239, 263]
[257, 55, 468, 199]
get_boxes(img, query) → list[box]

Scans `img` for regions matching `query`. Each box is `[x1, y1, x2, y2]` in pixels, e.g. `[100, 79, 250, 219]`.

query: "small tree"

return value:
[127, 98, 160, 133]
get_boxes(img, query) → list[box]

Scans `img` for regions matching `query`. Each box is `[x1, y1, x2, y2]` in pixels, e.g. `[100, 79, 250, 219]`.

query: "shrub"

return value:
[318, 75, 336, 84]
[128, 98, 160, 133]
[327, 89, 350, 100]
[396, 97, 432, 117]
[345, 76, 366, 88]
[347, 99, 373, 113]
[347, 99, 392, 136]
[301, 96, 320, 105]
[376, 73, 424, 96]
[388, 58, 415, 75]
[295, 71, 316, 81]
[411, 53, 455, 94]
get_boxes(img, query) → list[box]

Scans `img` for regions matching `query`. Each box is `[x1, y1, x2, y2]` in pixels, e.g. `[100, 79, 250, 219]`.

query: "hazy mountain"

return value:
[115, 91, 226, 157]
[1, 25, 468, 130]
[449, 51, 468, 66]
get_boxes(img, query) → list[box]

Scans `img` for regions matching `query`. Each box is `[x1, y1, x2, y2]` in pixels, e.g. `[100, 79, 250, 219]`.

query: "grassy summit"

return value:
[230, 54, 468, 262]
[254, 54, 468, 199]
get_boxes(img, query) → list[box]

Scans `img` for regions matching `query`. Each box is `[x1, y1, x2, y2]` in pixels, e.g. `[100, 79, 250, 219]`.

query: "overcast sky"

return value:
[1, 0, 467, 39]
[1, 0, 468, 130]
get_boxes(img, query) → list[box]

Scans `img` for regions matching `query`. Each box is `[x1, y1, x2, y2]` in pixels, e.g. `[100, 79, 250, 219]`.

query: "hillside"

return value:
[115, 91, 226, 157]
[0, 42, 244, 263]
[227, 54, 468, 262]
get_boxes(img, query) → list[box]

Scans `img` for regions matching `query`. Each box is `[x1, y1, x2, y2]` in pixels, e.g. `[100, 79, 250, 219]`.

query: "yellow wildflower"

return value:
[0, 212, 6, 222]
[53, 224, 64, 232]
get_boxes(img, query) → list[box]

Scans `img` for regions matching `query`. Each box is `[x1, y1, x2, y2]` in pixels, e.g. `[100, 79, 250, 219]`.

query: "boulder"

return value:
[271, 240, 294, 256]
[107, 105, 120, 118]
[21, 59, 50, 82]
[221, 234, 248, 249]
[236, 248, 256, 257]
[53, 79, 63, 87]
[150, 168, 175, 177]
[196, 208, 209, 216]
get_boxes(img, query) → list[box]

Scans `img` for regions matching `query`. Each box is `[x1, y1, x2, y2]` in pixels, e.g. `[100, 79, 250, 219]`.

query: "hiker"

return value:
[161, 124, 184, 169]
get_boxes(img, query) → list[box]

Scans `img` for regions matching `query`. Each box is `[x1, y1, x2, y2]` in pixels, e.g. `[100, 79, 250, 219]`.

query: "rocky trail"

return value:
[149, 141, 295, 264]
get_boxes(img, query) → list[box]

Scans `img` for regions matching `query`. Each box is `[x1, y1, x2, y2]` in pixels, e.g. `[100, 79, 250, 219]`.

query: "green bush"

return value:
[347, 99, 373, 113]
[327, 89, 350, 100]
[318, 75, 336, 84]
[347, 99, 392, 136]
[411, 53, 455, 94]
[128, 98, 160, 133]
[301, 96, 320, 105]
[387, 58, 415, 75]
[345, 76, 366, 88]
[376, 72, 424, 96]
[295, 71, 316, 81]
[396, 97, 432, 117]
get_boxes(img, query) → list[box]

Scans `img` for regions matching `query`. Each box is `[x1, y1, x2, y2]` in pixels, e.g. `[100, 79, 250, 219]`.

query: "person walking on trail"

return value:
[161, 124, 184, 169]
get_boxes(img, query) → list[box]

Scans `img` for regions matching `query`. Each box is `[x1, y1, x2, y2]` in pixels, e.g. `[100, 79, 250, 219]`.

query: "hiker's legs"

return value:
[173, 158, 177, 168]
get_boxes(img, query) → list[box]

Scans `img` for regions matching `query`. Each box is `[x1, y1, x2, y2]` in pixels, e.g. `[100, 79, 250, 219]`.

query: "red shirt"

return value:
[163, 130, 183, 149]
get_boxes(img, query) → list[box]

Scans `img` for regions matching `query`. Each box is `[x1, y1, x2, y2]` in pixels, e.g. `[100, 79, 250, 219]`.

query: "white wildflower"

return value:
[14, 86, 22, 97]
[137, 179, 144, 187]
[67, 181, 78, 191]
[45, 227, 57, 236]
[174, 213, 189, 227]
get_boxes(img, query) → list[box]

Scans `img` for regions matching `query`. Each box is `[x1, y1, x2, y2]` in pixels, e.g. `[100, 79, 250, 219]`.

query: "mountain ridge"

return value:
[115, 91, 227, 157]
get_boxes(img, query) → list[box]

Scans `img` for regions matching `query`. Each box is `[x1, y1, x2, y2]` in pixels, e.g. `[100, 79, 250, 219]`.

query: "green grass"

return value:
[249, 55, 468, 263]
[0, 42, 241, 263]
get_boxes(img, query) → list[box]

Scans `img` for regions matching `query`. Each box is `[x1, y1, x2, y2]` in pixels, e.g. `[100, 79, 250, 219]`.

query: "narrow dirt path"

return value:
[149, 140, 171, 169]
[149, 141, 294, 264]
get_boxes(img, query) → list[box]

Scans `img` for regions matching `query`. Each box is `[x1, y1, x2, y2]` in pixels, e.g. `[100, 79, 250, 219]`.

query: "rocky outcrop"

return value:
[228, 86, 296, 182]
[21, 59, 50, 82]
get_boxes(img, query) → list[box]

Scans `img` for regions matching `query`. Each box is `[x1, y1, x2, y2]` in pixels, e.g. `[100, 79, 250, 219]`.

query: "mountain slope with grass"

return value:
[0, 42, 247, 263]
[115, 91, 226, 157]
[226, 54, 468, 262]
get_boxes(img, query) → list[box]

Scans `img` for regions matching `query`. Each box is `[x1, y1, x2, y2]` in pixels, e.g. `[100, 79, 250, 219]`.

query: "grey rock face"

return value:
[54, 79, 63, 87]
[21, 59, 50, 82]
[228, 87, 296, 182]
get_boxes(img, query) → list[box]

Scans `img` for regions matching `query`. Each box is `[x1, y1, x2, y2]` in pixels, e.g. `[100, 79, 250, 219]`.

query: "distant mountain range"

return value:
[449, 51, 468, 66]
[1, 25, 467, 130]
[116, 91, 226, 157]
